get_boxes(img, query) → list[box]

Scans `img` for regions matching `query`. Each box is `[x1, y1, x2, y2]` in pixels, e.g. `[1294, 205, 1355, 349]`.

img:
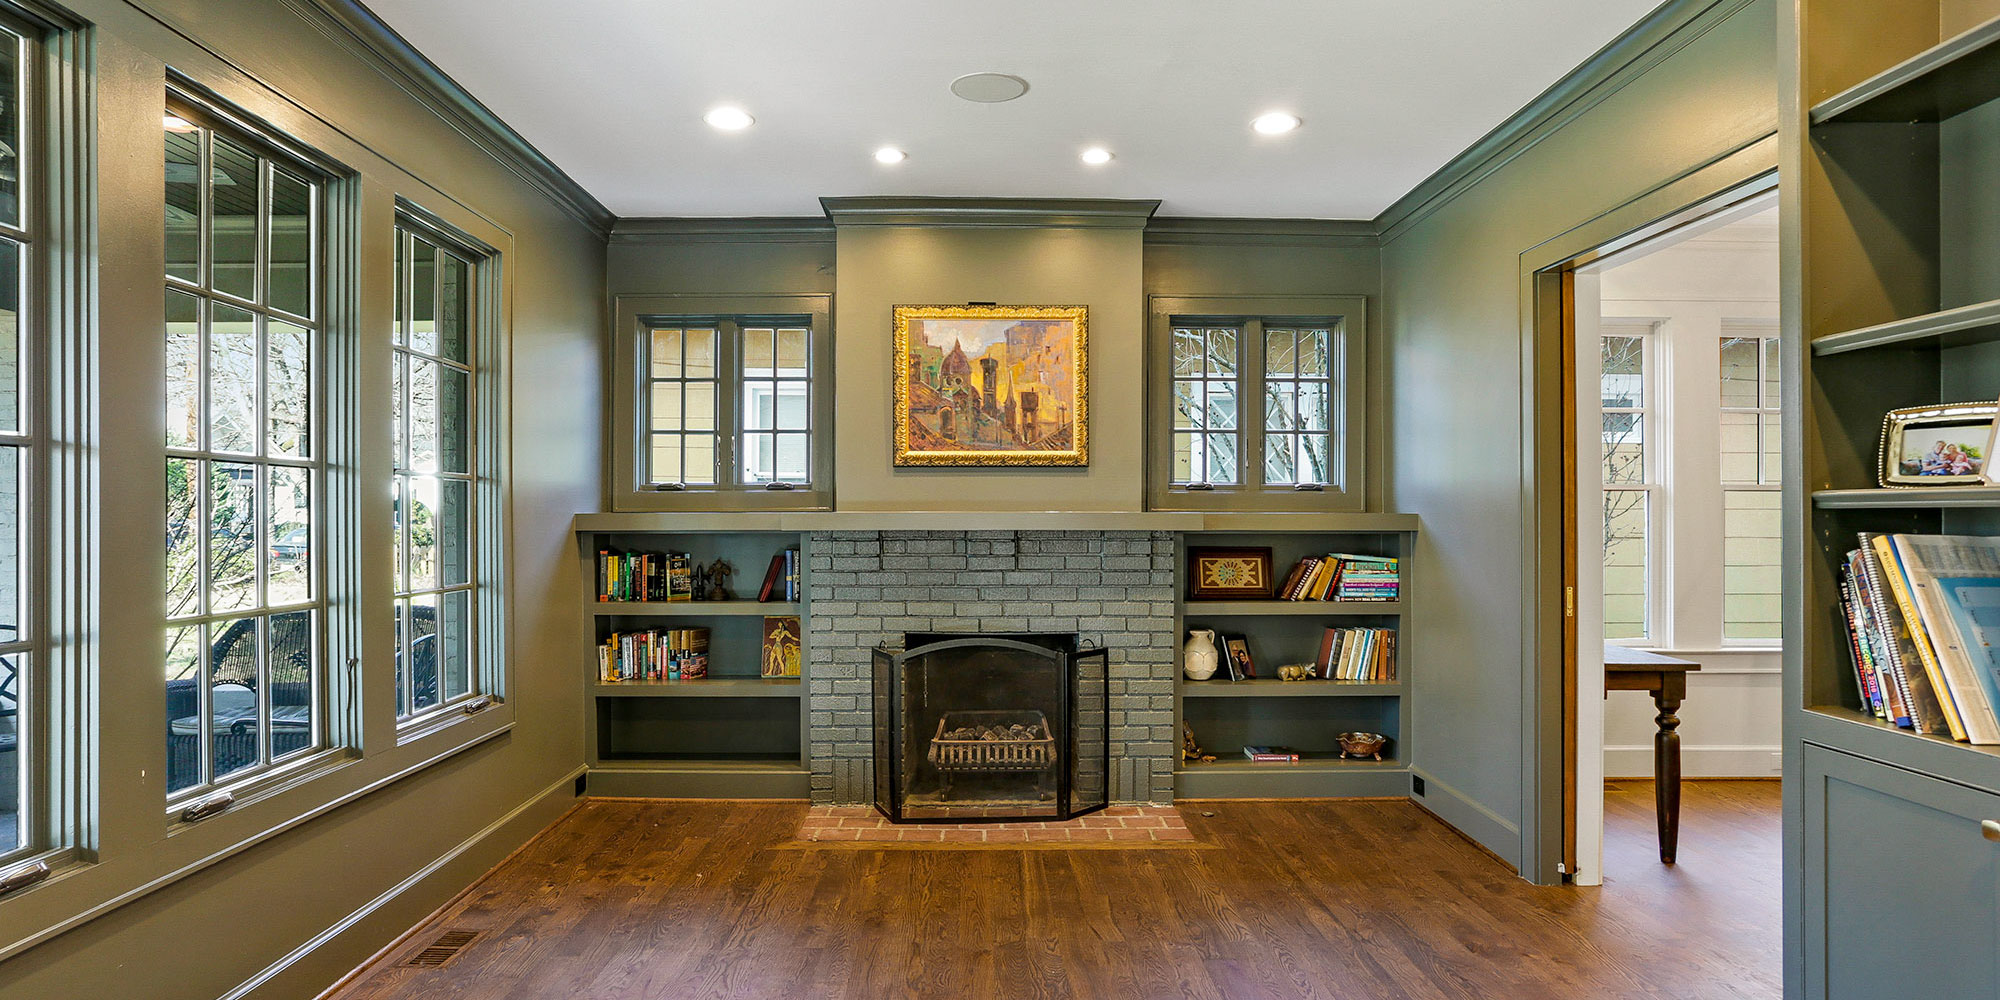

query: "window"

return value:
[163, 101, 330, 799]
[611, 295, 833, 511]
[392, 217, 492, 723]
[1147, 296, 1366, 511]
[1720, 326, 1781, 641]
[0, 15, 33, 861]
[1600, 325, 1656, 642]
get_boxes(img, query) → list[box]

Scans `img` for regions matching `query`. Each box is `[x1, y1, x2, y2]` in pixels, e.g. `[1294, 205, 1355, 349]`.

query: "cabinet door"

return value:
[1801, 743, 2000, 999]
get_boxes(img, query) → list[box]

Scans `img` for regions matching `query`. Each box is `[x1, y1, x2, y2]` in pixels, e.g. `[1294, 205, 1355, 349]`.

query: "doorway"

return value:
[1563, 189, 1780, 885]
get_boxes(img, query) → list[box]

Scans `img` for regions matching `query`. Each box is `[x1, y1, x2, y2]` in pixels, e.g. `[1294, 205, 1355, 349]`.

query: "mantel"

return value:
[573, 510, 1420, 534]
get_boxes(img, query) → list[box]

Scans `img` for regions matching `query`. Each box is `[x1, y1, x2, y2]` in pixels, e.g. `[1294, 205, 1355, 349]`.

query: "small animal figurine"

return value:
[705, 558, 733, 601]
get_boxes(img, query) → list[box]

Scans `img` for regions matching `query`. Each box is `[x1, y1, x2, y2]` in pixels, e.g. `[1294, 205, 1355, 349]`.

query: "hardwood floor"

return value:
[331, 781, 1780, 1000]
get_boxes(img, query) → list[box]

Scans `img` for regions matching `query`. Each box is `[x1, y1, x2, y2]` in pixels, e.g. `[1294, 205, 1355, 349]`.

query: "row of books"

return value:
[595, 549, 694, 602]
[758, 549, 801, 603]
[600, 627, 710, 682]
[1317, 626, 1397, 682]
[1277, 553, 1399, 602]
[1838, 532, 2000, 744]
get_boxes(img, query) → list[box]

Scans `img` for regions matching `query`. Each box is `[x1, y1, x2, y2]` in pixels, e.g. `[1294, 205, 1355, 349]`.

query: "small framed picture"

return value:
[1187, 547, 1275, 600]
[1880, 402, 1997, 487]
[1221, 633, 1257, 680]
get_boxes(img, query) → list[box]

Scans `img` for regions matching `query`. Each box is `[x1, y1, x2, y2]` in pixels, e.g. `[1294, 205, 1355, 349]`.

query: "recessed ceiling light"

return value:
[950, 72, 1030, 103]
[163, 113, 198, 133]
[703, 106, 754, 131]
[1079, 147, 1113, 166]
[874, 146, 907, 164]
[1252, 111, 1302, 135]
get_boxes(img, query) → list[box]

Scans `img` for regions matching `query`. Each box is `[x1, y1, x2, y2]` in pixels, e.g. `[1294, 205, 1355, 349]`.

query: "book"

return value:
[1242, 745, 1301, 762]
[1855, 535, 1951, 736]
[1884, 534, 2000, 743]
[757, 551, 785, 602]
[600, 626, 709, 682]
[1872, 533, 1971, 741]
[1938, 578, 2000, 737]
[762, 616, 802, 678]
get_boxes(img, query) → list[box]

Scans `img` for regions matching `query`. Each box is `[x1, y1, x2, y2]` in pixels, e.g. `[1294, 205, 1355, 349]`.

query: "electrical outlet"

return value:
[1412, 774, 1425, 797]
[574, 773, 587, 797]
[1769, 752, 1783, 773]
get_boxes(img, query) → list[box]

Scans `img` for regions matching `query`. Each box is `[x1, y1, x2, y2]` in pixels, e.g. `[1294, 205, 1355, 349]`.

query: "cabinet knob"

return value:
[1983, 820, 2000, 842]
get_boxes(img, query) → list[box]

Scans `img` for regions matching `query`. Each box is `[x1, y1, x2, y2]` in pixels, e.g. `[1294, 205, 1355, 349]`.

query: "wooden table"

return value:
[1604, 647, 1701, 864]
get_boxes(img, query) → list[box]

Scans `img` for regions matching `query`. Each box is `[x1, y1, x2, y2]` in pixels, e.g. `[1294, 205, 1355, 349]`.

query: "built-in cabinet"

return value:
[1787, 8, 2000, 997]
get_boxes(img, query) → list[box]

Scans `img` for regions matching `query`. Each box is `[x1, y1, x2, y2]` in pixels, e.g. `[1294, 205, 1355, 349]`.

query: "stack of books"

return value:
[595, 548, 694, 602]
[1242, 745, 1301, 763]
[1318, 626, 1397, 682]
[1276, 553, 1400, 602]
[1838, 532, 2000, 744]
[599, 627, 710, 682]
[757, 548, 801, 603]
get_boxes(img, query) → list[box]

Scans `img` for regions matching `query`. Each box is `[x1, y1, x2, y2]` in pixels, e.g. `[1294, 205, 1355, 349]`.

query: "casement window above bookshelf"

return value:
[1146, 295, 1368, 512]
[610, 295, 834, 511]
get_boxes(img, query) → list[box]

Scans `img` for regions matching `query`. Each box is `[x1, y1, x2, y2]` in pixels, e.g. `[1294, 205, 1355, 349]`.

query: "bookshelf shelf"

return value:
[1180, 679, 1402, 698]
[1810, 298, 2000, 356]
[590, 678, 801, 698]
[1184, 600, 1402, 616]
[1809, 15, 2000, 124]
[588, 600, 800, 616]
[1179, 756, 1399, 772]
[1810, 487, 2000, 509]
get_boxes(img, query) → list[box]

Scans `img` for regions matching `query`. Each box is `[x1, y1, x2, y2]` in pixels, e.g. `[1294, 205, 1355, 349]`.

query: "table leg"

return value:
[1653, 681, 1684, 864]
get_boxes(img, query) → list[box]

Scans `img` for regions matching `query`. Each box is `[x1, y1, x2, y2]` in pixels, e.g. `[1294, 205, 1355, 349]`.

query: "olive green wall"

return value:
[1380, 0, 1778, 877]
[0, 1, 603, 997]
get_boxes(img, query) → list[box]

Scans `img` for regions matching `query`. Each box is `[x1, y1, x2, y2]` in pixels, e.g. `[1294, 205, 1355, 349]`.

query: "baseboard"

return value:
[1406, 767, 1520, 871]
[1603, 744, 1782, 779]
[222, 764, 586, 1000]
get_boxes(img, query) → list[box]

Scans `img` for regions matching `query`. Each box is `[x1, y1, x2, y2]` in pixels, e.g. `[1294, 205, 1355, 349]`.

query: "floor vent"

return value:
[405, 929, 480, 968]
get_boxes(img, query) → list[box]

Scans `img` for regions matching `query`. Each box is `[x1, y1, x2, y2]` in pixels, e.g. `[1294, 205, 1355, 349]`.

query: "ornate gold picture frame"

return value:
[892, 304, 1089, 466]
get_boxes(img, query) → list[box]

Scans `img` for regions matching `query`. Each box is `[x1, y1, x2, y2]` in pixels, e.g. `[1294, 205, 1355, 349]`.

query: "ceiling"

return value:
[364, 0, 1665, 220]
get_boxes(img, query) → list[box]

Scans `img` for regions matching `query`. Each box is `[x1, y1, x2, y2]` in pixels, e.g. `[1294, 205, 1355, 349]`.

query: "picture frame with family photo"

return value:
[1879, 401, 1999, 487]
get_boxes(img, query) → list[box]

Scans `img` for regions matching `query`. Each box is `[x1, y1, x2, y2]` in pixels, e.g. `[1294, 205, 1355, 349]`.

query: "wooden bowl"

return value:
[1336, 731, 1388, 761]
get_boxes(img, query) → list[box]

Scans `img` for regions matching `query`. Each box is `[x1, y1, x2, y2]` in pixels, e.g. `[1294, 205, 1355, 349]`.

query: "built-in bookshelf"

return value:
[576, 524, 809, 797]
[1173, 521, 1417, 798]
[1787, 8, 2000, 996]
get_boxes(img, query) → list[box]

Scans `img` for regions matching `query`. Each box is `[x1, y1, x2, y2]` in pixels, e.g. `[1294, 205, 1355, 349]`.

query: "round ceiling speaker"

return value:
[950, 72, 1030, 103]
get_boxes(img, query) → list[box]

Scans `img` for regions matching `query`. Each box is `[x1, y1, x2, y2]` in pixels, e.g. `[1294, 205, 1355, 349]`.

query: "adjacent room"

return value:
[0, 1, 1992, 998]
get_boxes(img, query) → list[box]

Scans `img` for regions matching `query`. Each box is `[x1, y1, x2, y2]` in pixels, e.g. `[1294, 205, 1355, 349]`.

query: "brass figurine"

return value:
[1182, 723, 1216, 764]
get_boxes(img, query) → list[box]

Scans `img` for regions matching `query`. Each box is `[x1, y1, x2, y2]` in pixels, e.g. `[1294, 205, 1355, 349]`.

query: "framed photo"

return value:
[1188, 546, 1275, 600]
[1221, 633, 1257, 680]
[892, 304, 1088, 466]
[1880, 402, 1997, 487]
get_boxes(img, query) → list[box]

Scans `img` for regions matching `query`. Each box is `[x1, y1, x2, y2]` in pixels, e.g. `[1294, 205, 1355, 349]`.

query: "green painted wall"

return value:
[1381, 0, 1779, 874]
[0, 1, 603, 996]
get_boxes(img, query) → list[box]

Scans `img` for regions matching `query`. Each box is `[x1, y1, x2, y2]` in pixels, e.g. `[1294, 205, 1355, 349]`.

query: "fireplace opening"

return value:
[871, 632, 1109, 823]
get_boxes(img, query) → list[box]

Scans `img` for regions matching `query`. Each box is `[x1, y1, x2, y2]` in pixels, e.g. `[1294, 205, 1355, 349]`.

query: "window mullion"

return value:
[718, 319, 741, 487]
[1243, 318, 1265, 490]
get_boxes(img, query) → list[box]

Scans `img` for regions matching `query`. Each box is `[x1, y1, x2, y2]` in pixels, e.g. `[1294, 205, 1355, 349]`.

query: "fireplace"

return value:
[871, 633, 1109, 822]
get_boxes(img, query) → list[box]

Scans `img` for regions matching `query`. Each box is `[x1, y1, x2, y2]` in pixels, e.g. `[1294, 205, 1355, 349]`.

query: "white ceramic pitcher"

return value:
[1183, 628, 1219, 681]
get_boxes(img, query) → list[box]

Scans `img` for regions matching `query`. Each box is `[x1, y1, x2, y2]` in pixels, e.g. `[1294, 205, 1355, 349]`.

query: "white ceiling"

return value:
[365, 0, 1665, 220]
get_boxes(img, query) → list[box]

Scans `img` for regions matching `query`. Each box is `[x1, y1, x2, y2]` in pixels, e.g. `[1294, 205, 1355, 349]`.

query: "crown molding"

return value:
[1371, 0, 1758, 245]
[288, 0, 614, 239]
[1144, 217, 1379, 248]
[820, 196, 1160, 229]
[610, 217, 836, 245]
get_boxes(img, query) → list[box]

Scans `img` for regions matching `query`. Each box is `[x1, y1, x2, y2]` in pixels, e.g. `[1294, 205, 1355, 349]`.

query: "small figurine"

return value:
[690, 563, 710, 601]
[1277, 663, 1318, 681]
[1181, 722, 1216, 764]
[705, 558, 733, 601]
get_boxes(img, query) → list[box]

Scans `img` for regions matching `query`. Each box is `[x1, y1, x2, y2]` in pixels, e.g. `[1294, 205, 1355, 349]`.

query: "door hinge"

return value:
[1565, 586, 1576, 618]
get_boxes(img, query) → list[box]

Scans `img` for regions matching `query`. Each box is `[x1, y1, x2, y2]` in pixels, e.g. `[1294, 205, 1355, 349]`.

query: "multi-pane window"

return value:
[163, 104, 326, 798]
[644, 319, 814, 489]
[1169, 325, 1239, 485]
[1721, 327, 1782, 640]
[392, 223, 482, 721]
[1601, 327, 1654, 641]
[1261, 326, 1334, 485]
[0, 20, 34, 858]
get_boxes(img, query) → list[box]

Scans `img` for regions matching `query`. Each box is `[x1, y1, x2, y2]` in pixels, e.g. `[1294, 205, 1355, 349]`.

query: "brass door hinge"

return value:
[1565, 586, 1576, 618]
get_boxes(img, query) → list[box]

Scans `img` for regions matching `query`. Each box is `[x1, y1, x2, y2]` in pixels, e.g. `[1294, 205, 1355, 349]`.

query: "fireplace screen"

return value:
[872, 633, 1109, 822]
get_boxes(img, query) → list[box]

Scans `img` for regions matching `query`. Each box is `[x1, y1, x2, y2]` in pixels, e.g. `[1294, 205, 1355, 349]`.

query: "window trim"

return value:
[1719, 320, 1781, 647]
[1146, 294, 1367, 512]
[390, 203, 504, 734]
[611, 293, 834, 512]
[1598, 320, 1663, 646]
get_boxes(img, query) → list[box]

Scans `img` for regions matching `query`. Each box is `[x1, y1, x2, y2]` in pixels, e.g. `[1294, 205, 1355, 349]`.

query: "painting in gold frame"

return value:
[893, 304, 1088, 466]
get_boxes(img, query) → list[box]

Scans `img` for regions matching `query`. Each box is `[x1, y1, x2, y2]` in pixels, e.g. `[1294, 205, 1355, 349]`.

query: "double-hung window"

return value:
[392, 214, 495, 724]
[1147, 296, 1366, 511]
[1599, 324, 1657, 642]
[0, 13, 37, 862]
[1719, 325, 1781, 641]
[612, 296, 833, 510]
[162, 101, 331, 798]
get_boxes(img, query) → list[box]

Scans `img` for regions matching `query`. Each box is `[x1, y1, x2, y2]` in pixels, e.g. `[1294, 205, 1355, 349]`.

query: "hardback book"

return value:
[667, 553, 694, 602]
[1884, 533, 2000, 743]
[1242, 745, 1301, 762]
[762, 615, 802, 678]
[757, 551, 786, 602]
[1871, 533, 1972, 741]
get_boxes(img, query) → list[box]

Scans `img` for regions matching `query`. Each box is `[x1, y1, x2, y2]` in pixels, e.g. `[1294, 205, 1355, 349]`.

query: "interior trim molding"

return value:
[820, 195, 1161, 229]
[229, 767, 585, 1000]
[285, 0, 614, 238]
[1409, 766, 1521, 870]
[1372, 0, 1757, 244]
[1144, 216, 1379, 248]
[610, 216, 836, 245]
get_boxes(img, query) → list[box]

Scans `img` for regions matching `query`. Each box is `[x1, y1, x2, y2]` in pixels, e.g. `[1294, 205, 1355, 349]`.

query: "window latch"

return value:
[1293, 482, 1326, 492]
[0, 860, 50, 897]
[180, 791, 235, 824]
[462, 695, 495, 716]
[763, 482, 798, 491]
[646, 482, 686, 492]
[1184, 482, 1215, 492]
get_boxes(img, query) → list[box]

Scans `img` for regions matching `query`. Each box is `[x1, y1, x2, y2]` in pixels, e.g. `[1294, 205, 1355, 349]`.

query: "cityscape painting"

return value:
[892, 304, 1088, 466]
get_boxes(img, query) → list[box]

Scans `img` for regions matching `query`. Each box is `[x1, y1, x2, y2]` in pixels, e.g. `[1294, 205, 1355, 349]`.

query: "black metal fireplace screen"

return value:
[871, 633, 1109, 823]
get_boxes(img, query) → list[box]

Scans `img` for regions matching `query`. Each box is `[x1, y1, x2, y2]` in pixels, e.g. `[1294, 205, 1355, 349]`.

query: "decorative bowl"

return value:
[1336, 731, 1388, 761]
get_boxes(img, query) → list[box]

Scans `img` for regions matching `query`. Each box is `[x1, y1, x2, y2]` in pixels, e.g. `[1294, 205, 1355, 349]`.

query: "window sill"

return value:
[1148, 487, 1364, 514]
[395, 695, 505, 746]
[165, 746, 360, 836]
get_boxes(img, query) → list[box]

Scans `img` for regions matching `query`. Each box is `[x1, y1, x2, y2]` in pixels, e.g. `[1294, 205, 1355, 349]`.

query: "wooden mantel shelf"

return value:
[574, 510, 1421, 534]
